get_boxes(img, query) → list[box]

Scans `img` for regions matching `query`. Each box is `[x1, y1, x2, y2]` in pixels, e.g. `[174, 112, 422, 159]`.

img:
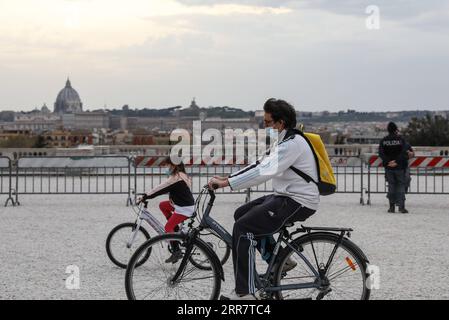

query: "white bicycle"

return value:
[106, 193, 231, 269]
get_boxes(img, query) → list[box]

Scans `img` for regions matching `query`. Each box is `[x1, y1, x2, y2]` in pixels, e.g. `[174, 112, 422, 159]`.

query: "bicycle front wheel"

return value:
[125, 233, 222, 300]
[274, 233, 371, 300]
[106, 222, 151, 269]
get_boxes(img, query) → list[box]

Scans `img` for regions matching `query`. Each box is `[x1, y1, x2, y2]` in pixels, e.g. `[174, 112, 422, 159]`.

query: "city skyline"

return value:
[1, 0, 449, 112]
[1, 76, 448, 114]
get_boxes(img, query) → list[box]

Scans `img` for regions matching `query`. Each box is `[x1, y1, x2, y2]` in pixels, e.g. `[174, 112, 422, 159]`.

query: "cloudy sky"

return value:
[0, 0, 448, 112]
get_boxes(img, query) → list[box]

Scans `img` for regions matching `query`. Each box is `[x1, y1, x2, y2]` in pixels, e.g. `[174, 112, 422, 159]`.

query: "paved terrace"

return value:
[0, 193, 448, 300]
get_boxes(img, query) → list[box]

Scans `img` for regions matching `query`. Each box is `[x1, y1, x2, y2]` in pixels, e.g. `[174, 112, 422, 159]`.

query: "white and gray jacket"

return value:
[228, 130, 320, 210]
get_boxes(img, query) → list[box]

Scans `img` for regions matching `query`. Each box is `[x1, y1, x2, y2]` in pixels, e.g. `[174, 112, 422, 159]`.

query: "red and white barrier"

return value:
[134, 157, 168, 168]
[331, 157, 362, 167]
[134, 156, 249, 167]
[369, 156, 449, 168]
[134, 155, 449, 169]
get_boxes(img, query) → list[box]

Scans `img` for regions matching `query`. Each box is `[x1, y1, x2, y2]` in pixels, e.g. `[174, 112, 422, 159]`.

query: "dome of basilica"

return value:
[54, 78, 83, 114]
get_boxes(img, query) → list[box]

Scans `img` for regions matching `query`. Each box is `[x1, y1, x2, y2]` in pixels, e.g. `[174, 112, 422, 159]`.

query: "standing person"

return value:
[379, 122, 410, 214]
[208, 98, 319, 300]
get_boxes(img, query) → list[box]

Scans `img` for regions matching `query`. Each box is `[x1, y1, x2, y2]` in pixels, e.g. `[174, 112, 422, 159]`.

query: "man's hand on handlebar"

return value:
[208, 177, 230, 190]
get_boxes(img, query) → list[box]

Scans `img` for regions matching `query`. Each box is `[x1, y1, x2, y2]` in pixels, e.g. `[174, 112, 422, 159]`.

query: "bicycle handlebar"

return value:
[202, 185, 217, 202]
[134, 193, 149, 208]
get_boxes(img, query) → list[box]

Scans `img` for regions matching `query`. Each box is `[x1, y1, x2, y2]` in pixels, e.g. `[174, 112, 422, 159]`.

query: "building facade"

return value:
[12, 105, 61, 132]
[62, 111, 110, 130]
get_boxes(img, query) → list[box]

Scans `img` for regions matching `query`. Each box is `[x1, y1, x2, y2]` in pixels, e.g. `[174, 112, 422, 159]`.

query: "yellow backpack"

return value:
[289, 129, 337, 196]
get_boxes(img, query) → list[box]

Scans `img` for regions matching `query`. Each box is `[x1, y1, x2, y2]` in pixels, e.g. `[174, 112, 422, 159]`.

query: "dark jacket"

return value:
[145, 172, 195, 207]
[379, 134, 409, 170]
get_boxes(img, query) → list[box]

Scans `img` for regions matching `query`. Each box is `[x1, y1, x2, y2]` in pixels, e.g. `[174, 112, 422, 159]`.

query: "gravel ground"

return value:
[0, 192, 448, 300]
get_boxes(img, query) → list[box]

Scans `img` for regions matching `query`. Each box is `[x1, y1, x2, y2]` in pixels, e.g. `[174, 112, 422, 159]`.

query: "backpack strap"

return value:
[289, 166, 317, 185]
[285, 129, 320, 185]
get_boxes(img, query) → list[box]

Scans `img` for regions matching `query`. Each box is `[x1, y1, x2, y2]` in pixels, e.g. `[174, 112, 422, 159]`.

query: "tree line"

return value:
[403, 114, 449, 146]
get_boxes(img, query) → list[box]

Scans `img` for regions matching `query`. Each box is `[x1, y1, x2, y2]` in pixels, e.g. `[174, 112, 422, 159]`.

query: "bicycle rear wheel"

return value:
[125, 233, 222, 300]
[274, 233, 371, 300]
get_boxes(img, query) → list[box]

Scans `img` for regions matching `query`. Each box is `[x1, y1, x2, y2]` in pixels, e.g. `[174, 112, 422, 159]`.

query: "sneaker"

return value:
[399, 207, 409, 214]
[282, 256, 297, 273]
[165, 250, 183, 264]
[220, 290, 258, 300]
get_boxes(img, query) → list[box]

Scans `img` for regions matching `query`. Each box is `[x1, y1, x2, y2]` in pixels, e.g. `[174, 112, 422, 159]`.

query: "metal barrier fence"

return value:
[2, 154, 448, 207]
[133, 156, 367, 204]
[0, 156, 15, 207]
[132, 156, 251, 202]
[14, 156, 132, 206]
[332, 156, 366, 204]
[366, 155, 449, 204]
[248, 156, 367, 204]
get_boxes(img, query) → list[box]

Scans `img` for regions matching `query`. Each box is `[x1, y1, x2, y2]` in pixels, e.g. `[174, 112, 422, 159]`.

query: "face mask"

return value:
[266, 127, 279, 139]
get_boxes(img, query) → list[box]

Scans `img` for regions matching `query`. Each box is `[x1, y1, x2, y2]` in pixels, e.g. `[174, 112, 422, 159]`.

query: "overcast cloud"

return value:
[0, 0, 448, 112]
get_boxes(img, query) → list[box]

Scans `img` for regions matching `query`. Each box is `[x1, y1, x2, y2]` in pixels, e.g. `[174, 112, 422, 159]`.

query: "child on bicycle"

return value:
[139, 157, 195, 263]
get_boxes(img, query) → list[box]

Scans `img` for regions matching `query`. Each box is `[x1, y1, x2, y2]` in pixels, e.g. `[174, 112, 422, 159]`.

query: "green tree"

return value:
[403, 114, 449, 146]
[34, 135, 48, 148]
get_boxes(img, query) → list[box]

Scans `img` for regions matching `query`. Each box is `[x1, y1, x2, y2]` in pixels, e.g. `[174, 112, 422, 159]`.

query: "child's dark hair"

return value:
[165, 157, 187, 175]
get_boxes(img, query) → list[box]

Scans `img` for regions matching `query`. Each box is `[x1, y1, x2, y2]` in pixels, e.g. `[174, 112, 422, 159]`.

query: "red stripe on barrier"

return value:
[443, 159, 449, 168]
[410, 157, 426, 167]
[427, 157, 443, 167]
[145, 158, 157, 167]
[153, 158, 163, 167]
[369, 156, 379, 166]
[134, 157, 144, 167]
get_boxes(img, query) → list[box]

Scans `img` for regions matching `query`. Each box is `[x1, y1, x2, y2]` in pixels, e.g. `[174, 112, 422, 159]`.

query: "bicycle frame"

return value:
[126, 203, 166, 248]
[196, 187, 325, 294]
[259, 233, 321, 293]
[264, 227, 354, 294]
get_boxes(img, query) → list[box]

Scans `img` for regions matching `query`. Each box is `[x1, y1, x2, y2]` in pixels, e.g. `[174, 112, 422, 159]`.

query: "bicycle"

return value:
[106, 193, 231, 269]
[125, 186, 372, 300]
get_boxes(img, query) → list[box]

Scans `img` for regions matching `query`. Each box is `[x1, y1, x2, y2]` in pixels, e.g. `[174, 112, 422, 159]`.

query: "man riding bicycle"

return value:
[208, 98, 320, 300]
